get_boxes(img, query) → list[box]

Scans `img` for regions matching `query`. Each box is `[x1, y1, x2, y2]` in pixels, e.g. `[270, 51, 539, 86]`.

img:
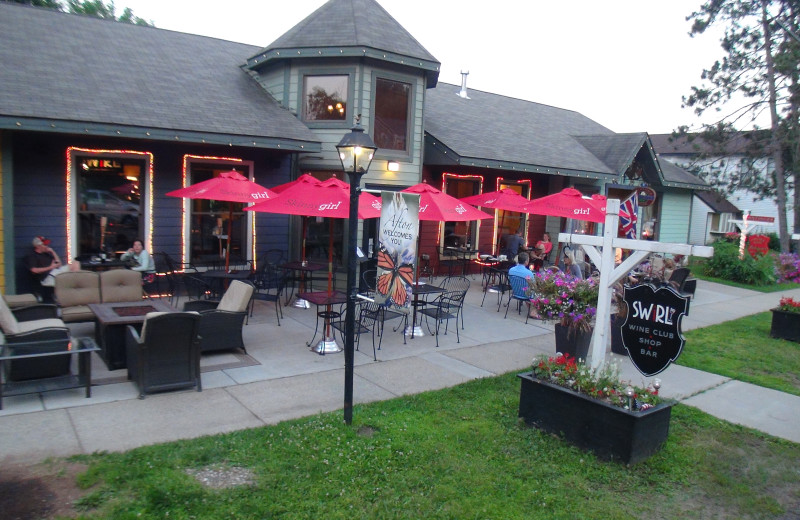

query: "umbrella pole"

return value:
[498, 212, 506, 256]
[293, 217, 311, 309]
[326, 219, 334, 339]
[225, 204, 233, 273]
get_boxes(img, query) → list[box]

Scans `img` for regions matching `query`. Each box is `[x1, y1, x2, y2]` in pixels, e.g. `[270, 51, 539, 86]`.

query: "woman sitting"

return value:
[564, 251, 583, 279]
[120, 239, 156, 283]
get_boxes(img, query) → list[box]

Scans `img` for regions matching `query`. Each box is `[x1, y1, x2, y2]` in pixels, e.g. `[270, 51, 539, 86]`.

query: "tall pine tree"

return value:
[680, 0, 799, 252]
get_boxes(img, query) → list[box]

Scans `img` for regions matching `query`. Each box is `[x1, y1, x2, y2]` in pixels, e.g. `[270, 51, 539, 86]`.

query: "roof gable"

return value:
[0, 3, 320, 150]
[572, 134, 647, 175]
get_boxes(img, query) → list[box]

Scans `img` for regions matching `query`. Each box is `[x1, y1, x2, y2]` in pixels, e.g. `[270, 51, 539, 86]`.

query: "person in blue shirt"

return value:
[508, 252, 533, 279]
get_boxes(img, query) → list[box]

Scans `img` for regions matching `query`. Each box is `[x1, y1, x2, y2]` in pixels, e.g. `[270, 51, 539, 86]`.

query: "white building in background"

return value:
[651, 133, 795, 245]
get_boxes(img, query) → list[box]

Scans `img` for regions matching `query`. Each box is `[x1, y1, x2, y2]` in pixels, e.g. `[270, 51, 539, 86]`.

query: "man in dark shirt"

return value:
[25, 236, 62, 302]
[501, 228, 526, 259]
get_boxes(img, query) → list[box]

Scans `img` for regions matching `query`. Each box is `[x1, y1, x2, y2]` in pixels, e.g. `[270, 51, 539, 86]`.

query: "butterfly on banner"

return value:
[376, 246, 414, 307]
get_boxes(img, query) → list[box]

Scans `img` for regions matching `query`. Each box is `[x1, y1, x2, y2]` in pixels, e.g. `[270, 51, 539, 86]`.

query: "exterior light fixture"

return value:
[336, 117, 377, 425]
[387, 160, 400, 172]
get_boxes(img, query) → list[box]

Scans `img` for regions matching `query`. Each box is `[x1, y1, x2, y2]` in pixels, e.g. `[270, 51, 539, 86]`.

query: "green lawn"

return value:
[67, 312, 800, 520]
[680, 312, 800, 396]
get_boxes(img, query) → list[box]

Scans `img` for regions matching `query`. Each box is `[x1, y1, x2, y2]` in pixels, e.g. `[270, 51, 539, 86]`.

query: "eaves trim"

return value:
[246, 45, 440, 87]
[0, 116, 322, 153]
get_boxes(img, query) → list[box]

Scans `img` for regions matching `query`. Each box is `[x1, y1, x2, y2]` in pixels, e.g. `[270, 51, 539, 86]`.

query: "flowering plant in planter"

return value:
[531, 353, 662, 411]
[777, 296, 800, 314]
[526, 270, 599, 332]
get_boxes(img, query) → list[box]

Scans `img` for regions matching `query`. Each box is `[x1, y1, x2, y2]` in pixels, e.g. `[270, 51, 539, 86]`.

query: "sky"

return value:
[117, 0, 732, 135]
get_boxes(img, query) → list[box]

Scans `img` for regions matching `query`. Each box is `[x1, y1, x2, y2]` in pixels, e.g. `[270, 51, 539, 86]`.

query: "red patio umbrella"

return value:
[402, 183, 493, 222]
[262, 174, 321, 266]
[459, 187, 530, 212]
[245, 176, 381, 293]
[166, 170, 275, 272]
[460, 188, 531, 251]
[400, 183, 492, 283]
[521, 187, 607, 223]
[246, 176, 380, 350]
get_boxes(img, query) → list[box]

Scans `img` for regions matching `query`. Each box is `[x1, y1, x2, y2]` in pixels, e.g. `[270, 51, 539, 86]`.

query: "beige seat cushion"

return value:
[60, 305, 97, 324]
[100, 270, 143, 303]
[55, 271, 100, 307]
[217, 280, 253, 313]
[0, 296, 20, 335]
[140, 311, 170, 340]
[17, 318, 66, 333]
[140, 311, 198, 340]
[3, 294, 39, 308]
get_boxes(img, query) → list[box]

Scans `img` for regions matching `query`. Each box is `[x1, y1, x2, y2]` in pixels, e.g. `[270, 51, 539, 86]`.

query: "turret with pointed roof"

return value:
[245, 0, 440, 87]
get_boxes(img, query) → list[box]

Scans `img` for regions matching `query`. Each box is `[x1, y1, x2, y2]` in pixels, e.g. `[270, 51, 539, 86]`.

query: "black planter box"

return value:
[518, 372, 674, 464]
[770, 309, 800, 343]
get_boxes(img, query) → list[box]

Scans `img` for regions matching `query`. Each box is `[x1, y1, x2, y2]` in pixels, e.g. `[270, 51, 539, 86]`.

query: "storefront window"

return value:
[495, 182, 529, 253]
[300, 172, 344, 268]
[442, 174, 482, 250]
[76, 156, 144, 257]
[188, 165, 248, 265]
[302, 75, 348, 121]
[374, 77, 410, 151]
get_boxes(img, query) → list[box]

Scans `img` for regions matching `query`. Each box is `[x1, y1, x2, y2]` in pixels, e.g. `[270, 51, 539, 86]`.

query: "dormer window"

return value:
[302, 75, 348, 122]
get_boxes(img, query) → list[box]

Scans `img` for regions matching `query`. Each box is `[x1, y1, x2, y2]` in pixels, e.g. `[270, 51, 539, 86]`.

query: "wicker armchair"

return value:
[0, 297, 71, 381]
[182, 280, 254, 353]
[125, 312, 201, 398]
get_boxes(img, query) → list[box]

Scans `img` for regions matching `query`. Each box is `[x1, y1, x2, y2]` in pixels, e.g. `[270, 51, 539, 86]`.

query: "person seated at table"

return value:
[564, 251, 583, 279]
[25, 236, 79, 302]
[120, 239, 156, 282]
[508, 252, 534, 279]
[500, 227, 527, 260]
[662, 258, 676, 282]
[529, 244, 546, 272]
[534, 232, 553, 261]
[443, 225, 460, 248]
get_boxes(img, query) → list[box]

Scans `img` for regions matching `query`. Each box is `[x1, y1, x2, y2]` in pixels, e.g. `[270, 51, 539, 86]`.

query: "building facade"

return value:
[0, 0, 705, 295]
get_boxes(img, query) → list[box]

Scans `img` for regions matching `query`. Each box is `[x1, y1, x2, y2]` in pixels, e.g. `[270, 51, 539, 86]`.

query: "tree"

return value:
[679, 0, 799, 252]
[3, 0, 154, 26]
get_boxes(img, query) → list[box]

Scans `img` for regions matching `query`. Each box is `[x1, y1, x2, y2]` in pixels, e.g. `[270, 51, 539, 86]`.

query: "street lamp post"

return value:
[336, 119, 376, 425]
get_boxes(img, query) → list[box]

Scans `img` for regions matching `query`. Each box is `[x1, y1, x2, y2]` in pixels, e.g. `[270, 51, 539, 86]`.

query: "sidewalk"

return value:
[2, 278, 799, 465]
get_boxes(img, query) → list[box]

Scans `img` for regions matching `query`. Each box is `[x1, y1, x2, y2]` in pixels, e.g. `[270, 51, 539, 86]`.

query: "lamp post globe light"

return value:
[336, 118, 377, 425]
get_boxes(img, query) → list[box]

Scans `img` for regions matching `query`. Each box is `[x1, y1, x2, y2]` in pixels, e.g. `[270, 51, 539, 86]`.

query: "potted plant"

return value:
[526, 270, 598, 359]
[518, 353, 675, 464]
[770, 296, 800, 343]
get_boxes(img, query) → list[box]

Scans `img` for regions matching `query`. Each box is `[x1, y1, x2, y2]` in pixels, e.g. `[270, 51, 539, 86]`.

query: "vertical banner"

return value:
[375, 192, 420, 308]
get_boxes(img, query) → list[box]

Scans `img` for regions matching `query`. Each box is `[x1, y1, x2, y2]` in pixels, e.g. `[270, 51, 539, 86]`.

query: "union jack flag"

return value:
[619, 193, 638, 239]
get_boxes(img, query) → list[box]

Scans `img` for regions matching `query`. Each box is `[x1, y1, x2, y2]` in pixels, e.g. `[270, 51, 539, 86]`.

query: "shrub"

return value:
[703, 240, 776, 286]
[776, 253, 800, 284]
[766, 232, 781, 251]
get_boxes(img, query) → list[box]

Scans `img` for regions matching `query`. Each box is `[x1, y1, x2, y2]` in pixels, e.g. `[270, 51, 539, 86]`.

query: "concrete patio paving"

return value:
[1, 277, 799, 465]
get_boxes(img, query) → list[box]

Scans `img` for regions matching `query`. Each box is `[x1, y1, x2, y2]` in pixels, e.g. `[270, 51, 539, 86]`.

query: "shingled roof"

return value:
[245, 0, 440, 87]
[424, 83, 616, 178]
[0, 3, 320, 151]
[424, 83, 706, 188]
[696, 190, 741, 214]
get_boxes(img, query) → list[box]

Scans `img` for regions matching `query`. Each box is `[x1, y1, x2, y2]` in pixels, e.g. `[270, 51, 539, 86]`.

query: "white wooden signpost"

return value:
[558, 199, 715, 370]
